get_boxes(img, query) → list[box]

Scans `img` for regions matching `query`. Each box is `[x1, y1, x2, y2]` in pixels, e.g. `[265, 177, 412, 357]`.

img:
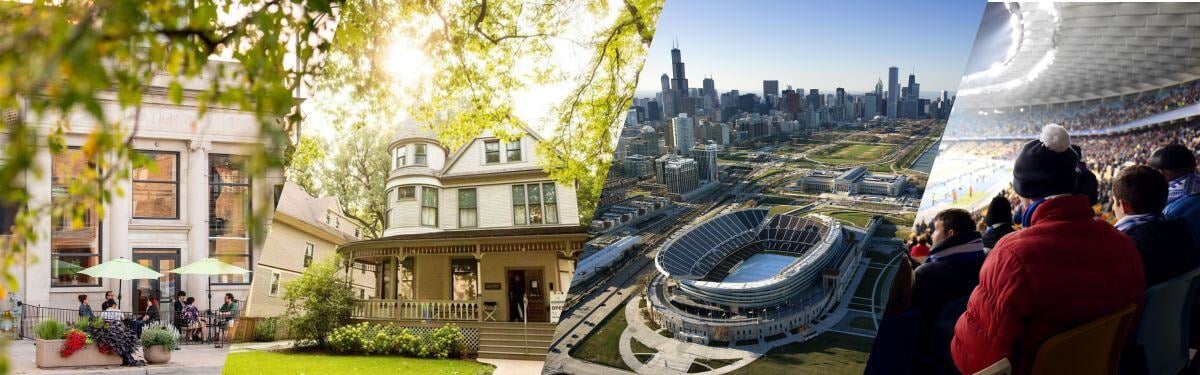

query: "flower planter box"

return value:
[35, 339, 123, 368]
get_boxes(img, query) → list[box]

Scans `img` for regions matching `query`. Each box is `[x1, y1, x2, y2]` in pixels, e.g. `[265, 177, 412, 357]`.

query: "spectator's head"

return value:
[185, 297, 195, 306]
[78, 294, 88, 304]
[917, 235, 929, 246]
[931, 208, 977, 246]
[1149, 144, 1197, 181]
[1013, 124, 1079, 201]
[101, 300, 115, 310]
[104, 291, 113, 300]
[225, 293, 234, 303]
[176, 291, 186, 300]
[984, 195, 1013, 226]
[1111, 165, 1168, 219]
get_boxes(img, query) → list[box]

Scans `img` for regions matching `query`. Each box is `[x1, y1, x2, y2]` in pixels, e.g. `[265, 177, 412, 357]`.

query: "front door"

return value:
[132, 248, 180, 314]
[524, 269, 547, 322]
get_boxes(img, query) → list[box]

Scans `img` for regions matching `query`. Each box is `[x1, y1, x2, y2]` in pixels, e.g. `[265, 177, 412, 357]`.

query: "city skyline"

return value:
[634, 0, 984, 96]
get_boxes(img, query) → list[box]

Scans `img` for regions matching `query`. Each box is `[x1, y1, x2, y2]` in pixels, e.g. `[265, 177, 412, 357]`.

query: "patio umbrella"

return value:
[171, 258, 250, 312]
[78, 258, 165, 307]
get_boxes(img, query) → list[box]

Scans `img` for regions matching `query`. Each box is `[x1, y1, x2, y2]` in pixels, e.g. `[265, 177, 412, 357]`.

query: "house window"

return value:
[268, 271, 281, 297]
[354, 227, 360, 238]
[458, 188, 477, 228]
[420, 187, 438, 227]
[451, 259, 478, 301]
[396, 186, 415, 201]
[506, 140, 522, 162]
[209, 154, 251, 285]
[414, 144, 428, 165]
[51, 148, 101, 287]
[303, 242, 314, 267]
[484, 140, 500, 164]
[132, 151, 179, 219]
[398, 258, 414, 300]
[393, 146, 406, 169]
[513, 182, 559, 225]
[512, 185, 526, 225]
[384, 208, 392, 228]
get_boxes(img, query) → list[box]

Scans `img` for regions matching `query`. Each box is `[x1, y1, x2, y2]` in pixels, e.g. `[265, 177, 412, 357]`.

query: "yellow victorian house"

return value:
[337, 125, 586, 359]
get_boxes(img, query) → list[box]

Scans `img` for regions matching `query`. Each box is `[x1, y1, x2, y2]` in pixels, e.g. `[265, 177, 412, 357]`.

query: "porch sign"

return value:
[549, 292, 567, 323]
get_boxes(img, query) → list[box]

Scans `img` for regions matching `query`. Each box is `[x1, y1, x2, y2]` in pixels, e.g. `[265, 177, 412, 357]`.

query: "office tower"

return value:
[670, 43, 689, 98]
[874, 79, 884, 98]
[806, 89, 821, 109]
[623, 154, 655, 178]
[719, 123, 730, 146]
[702, 77, 717, 109]
[783, 89, 800, 114]
[887, 66, 899, 118]
[835, 87, 846, 108]
[763, 80, 779, 103]
[658, 156, 699, 195]
[864, 93, 879, 118]
[660, 74, 674, 117]
[738, 93, 758, 113]
[625, 108, 638, 127]
[670, 113, 695, 156]
[906, 72, 917, 99]
[647, 100, 661, 121]
[910, 83, 920, 101]
[692, 143, 720, 183]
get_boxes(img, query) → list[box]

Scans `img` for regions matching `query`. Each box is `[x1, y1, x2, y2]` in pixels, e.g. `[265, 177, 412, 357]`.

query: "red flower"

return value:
[59, 330, 88, 358]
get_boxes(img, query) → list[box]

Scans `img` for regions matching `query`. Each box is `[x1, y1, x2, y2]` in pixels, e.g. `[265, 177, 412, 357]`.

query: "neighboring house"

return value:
[4, 63, 282, 314]
[338, 125, 587, 359]
[243, 183, 374, 317]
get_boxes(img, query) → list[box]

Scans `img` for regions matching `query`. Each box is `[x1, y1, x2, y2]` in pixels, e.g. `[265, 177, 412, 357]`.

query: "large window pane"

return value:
[398, 258, 414, 300]
[451, 259, 478, 301]
[420, 187, 438, 227]
[459, 189, 477, 228]
[209, 154, 251, 285]
[51, 148, 100, 287]
[414, 144, 428, 165]
[485, 141, 500, 164]
[527, 184, 542, 224]
[506, 141, 522, 162]
[543, 183, 559, 224]
[136, 152, 182, 219]
[512, 185, 526, 225]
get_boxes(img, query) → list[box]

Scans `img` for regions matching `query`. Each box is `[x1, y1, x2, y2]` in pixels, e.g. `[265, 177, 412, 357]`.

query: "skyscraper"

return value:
[670, 43, 689, 99]
[887, 66, 899, 118]
[906, 72, 917, 99]
[670, 113, 695, 156]
[835, 87, 846, 108]
[763, 80, 779, 105]
[692, 143, 720, 183]
[702, 77, 717, 110]
[660, 73, 674, 117]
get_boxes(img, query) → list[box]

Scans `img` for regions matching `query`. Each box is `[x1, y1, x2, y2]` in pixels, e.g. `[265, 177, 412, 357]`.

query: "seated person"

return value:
[952, 127, 1144, 374]
[981, 195, 1016, 251]
[912, 208, 986, 374]
[77, 294, 95, 320]
[1112, 165, 1200, 286]
[216, 293, 239, 342]
[182, 297, 204, 342]
[99, 300, 123, 322]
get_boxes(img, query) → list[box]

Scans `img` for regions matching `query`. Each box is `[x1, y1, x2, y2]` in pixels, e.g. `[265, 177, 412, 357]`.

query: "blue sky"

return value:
[635, 0, 987, 97]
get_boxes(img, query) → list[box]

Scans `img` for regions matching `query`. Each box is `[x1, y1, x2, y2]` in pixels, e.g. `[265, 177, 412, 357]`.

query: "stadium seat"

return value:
[973, 358, 1011, 375]
[1131, 266, 1200, 375]
[864, 309, 919, 375]
[1029, 303, 1138, 375]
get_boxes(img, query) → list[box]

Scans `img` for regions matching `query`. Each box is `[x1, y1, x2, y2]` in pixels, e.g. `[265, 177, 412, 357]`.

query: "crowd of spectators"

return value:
[944, 79, 1200, 139]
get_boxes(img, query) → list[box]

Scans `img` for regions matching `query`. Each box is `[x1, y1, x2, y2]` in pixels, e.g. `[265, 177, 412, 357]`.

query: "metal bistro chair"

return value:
[1029, 303, 1138, 375]
[1132, 266, 1200, 375]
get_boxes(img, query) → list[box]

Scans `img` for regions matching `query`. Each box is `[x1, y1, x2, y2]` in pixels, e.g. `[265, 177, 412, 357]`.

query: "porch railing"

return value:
[351, 299, 479, 321]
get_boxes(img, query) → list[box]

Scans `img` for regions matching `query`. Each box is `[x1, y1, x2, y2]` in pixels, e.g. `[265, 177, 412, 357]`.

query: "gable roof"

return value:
[275, 182, 359, 243]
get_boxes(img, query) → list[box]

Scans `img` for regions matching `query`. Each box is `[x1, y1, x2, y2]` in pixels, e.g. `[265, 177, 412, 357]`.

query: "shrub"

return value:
[35, 319, 66, 340]
[253, 318, 279, 342]
[84, 320, 139, 357]
[327, 322, 369, 354]
[283, 256, 355, 348]
[140, 327, 177, 348]
[422, 324, 466, 359]
[394, 328, 420, 356]
[362, 324, 401, 355]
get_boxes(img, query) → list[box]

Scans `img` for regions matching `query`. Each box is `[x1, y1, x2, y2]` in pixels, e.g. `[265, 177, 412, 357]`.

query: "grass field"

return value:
[569, 303, 632, 371]
[810, 209, 877, 228]
[735, 332, 873, 374]
[222, 351, 495, 375]
[810, 143, 895, 165]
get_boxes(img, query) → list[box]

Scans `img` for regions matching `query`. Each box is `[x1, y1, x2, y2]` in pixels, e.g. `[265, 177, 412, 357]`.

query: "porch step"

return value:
[476, 349, 548, 361]
[479, 338, 553, 348]
[475, 322, 557, 361]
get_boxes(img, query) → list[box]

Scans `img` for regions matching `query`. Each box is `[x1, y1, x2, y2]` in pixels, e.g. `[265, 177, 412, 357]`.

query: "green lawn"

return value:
[810, 143, 895, 165]
[810, 209, 877, 228]
[222, 351, 495, 375]
[569, 303, 632, 371]
[736, 332, 873, 374]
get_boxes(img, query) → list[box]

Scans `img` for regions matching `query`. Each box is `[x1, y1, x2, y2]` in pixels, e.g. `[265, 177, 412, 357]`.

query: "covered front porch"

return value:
[339, 227, 587, 324]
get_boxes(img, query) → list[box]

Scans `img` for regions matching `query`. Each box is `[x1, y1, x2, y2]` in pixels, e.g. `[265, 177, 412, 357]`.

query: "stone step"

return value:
[476, 349, 547, 361]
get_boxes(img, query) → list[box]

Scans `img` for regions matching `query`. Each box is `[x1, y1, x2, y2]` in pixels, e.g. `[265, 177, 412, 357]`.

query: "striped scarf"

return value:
[1168, 172, 1200, 205]
[1115, 213, 1164, 232]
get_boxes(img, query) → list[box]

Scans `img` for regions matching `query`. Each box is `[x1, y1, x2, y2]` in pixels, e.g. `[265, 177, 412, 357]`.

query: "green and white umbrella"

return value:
[78, 258, 165, 306]
[172, 258, 250, 312]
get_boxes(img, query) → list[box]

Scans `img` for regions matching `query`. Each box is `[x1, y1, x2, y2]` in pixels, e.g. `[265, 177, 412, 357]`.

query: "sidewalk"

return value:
[229, 340, 545, 375]
[8, 340, 228, 375]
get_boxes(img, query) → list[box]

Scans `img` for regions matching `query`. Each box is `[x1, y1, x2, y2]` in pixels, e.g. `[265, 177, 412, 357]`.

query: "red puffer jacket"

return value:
[951, 194, 1144, 374]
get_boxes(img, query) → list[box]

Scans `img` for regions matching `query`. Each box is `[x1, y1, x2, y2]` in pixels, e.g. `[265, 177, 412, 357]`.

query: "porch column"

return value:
[390, 255, 402, 300]
[186, 141, 210, 307]
[474, 246, 483, 322]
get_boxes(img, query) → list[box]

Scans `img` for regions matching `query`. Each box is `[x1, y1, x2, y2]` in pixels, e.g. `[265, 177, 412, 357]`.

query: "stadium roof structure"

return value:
[957, 2, 1200, 108]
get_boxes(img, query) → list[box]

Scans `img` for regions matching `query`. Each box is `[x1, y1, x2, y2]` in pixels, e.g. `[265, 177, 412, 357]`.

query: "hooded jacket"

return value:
[951, 194, 1144, 375]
